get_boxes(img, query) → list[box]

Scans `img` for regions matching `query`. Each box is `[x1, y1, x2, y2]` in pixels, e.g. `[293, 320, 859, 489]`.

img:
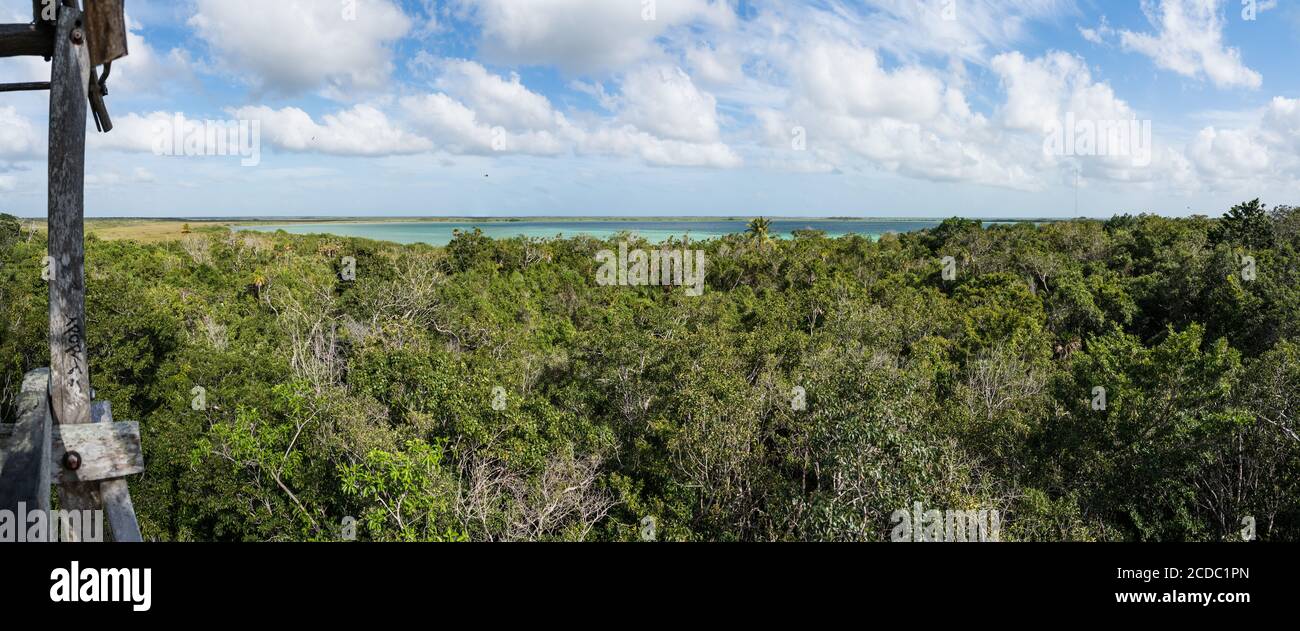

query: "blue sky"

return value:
[1, 0, 1298, 218]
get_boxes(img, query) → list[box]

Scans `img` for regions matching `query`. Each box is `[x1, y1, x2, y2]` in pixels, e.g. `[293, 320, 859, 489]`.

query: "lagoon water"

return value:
[240, 219, 959, 246]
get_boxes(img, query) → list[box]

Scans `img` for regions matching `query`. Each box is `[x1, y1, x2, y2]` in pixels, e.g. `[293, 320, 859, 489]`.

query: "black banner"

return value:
[0, 543, 1288, 620]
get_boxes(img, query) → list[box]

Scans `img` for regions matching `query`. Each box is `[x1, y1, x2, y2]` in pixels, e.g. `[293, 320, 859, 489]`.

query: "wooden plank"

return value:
[47, 6, 103, 536]
[0, 81, 51, 92]
[99, 478, 140, 541]
[0, 369, 52, 514]
[52, 420, 143, 483]
[85, 0, 127, 67]
[0, 23, 54, 58]
[89, 400, 142, 542]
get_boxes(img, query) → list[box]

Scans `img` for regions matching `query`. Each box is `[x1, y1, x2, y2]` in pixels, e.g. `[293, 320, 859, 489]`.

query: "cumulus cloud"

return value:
[684, 43, 745, 86]
[0, 106, 42, 161]
[89, 111, 174, 153]
[399, 93, 566, 156]
[458, 0, 733, 72]
[1185, 97, 1300, 189]
[189, 0, 411, 96]
[992, 51, 1136, 133]
[990, 51, 1202, 187]
[1119, 0, 1262, 89]
[435, 60, 562, 131]
[1188, 126, 1270, 182]
[91, 106, 431, 158]
[794, 41, 945, 123]
[745, 28, 1038, 190]
[401, 60, 741, 166]
[573, 126, 741, 168]
[616, 66, 723, 143]
[233, 105, 433, 156]
[110, 14, 196, 95]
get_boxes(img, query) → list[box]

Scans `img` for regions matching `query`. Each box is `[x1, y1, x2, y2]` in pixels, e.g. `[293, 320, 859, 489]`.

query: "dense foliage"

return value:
[1, 203, 1298, 541]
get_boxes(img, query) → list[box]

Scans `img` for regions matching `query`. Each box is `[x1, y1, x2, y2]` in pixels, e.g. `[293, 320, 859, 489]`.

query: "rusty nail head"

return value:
[70, 29, 83, 45]
[63, 450, 82, 471]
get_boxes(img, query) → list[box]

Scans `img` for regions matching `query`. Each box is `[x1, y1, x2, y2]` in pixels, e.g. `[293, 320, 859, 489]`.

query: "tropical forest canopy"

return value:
[0, 202, 1297, 541]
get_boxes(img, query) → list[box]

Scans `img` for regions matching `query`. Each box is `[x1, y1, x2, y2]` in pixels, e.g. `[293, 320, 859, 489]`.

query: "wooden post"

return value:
[47, 4, 103, 536]
[0, 369, 53, 514]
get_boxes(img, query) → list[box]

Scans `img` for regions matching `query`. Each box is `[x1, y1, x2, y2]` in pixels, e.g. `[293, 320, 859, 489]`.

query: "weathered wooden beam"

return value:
[0, 418, 143, 483]
[0, 369, 52, 513]
[0, 23, 54, 58]
[89, 400, 142, 542]
[0, 81, 51, 92]
[47, 5, 104, 540]
[52, 419, 143, 484]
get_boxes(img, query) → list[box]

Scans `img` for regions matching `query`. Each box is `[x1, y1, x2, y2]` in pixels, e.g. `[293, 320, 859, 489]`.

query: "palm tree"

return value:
[251, 273, 267, 300]
[746, 217, 773, 247]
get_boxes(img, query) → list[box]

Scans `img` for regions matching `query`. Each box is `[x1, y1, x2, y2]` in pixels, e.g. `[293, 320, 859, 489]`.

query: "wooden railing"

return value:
[0, 369, 143, 540]
[0, 1, 138, 540]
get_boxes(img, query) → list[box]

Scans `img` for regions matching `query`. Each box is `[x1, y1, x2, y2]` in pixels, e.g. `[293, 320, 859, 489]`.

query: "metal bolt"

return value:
[70, 29, 83, 45]
[63, 450, 82, 471]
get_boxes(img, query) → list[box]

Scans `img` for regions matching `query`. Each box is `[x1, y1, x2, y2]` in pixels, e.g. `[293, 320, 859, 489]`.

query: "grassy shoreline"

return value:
[24, 216, 1061, 244]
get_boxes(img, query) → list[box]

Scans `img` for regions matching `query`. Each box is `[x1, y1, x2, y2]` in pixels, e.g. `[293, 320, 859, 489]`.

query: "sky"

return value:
[1, 0, 1299, 218]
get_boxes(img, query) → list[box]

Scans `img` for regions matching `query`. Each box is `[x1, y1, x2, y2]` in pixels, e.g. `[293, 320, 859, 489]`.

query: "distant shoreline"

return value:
[10, 216, 1065, 244]
[25, 216, 1067, 224]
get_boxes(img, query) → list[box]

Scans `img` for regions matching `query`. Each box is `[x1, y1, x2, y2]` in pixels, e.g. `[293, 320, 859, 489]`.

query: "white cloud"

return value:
[93, 107, 432, 158]
[990, 51, 1201, 187]
[685, 43, 745, 86]
[435, 59, 561, 131]
[90, 111, 179, 153]
[1119, 0, 1262, 89]
[0, 106, 42, 161]
[617, 66, 722, 143]
[816, 0, 1075, 64]
[795, 41, 945, 123]
[401, 60, 572, 156]
[1078, 16, 1115, 45]
[1261, 96, 1300, 149]
[133, 167, 157, 183]
[1185, 97, 1300, 188]
[574, 125, 741, 168]
[992, 51, 1135, 132]
[1188, 126, 1270, 181]
[399, 93, 566, 156]
[189, 0, 411, 96]
[233, 105, 432, 156]
[402, 60, 739, 166]
[110, 14, 196, 95]
[459, 0, 733, 72]
[746, 27, 1037, 189]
